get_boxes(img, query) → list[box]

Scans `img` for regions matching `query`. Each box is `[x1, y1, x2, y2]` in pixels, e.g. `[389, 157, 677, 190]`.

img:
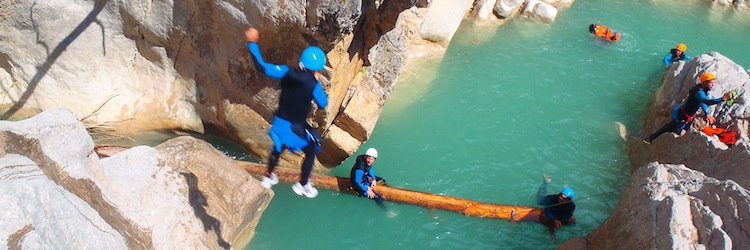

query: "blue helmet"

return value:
[299, 46, 326, 71]
[561, 187, 574, 199]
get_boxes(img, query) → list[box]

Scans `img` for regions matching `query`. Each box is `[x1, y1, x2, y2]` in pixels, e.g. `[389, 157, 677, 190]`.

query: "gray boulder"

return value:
[560, 163, 748, 249]
[494, 0, 527, 18]
[419, 0, 474, 46]
[633, 52, 750, 188]
[0, 108, 271, 249]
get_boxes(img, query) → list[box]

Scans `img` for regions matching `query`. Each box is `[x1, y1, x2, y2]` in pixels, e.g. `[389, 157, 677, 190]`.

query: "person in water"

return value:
[350, 148, 388, 210]
[589, 23, 620, 42]
[663, 43, 691, 66]
[645, 72, 734, 143]
[246, 27, 329, 198]
[536, 175, 576, 242]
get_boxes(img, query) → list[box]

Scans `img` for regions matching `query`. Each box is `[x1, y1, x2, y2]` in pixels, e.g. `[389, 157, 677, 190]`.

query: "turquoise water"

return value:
[248, 1, 750, 249]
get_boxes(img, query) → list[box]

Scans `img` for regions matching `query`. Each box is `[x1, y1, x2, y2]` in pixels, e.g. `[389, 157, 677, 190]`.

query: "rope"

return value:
[544, 177, 723, 209]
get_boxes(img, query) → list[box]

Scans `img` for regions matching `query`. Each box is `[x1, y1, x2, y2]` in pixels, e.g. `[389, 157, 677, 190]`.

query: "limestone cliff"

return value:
[0, 0, 459, 168]
[0, 0, 574, 170]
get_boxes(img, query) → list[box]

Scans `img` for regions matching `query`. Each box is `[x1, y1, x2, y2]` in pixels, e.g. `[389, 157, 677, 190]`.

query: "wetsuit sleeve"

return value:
[663, 53, 673, 66]
[560, 203, 575, 222]
[313, 83, 328, 109]
[544, 208, 556, 220]
[353, 169, 369, 192]
[697, 89, 724, 115]
[543, 196, 557, 220]
[368, 168, 376, 181]
[684, 55, 691, 61]
[247, 42, 288, 79]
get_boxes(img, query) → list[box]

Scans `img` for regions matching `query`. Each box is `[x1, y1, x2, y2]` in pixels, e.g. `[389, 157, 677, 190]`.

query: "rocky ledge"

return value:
[561, 53, 750, 249]
[0, 108, 271, 249]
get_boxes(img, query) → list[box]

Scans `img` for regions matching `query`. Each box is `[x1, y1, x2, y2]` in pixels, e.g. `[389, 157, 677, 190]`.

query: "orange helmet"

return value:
[699, 73, 715, 83]
[676, 43, 687, 52]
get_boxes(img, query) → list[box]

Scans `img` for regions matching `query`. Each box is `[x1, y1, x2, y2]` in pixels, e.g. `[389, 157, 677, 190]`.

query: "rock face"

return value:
[0, 0, 574, 169]
[559, 163, 749, 249]
[419, 0, 474, 46]
[633, 52, 750, 188]
[0, 0, 468, 168]
[562, 53, 750, 249]
[478, 0, 574, 22]
[712, 0, 749, 9]
[0, 108, 271, 249]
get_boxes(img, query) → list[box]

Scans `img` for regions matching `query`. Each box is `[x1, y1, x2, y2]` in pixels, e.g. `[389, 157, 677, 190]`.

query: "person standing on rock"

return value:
[536, 175, 576, 242]
[663, 43, 691, 66]
[645, 72, 734, 144]
[245, 27, 328, 198]
[350, 148, 387, 210]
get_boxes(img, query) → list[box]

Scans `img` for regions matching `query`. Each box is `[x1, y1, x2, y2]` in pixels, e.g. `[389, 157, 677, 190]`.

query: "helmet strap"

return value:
[298, 62, 306, 70]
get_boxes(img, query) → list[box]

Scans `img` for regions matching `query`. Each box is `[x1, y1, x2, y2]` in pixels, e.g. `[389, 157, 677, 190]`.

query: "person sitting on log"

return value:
[536, 175, 576, 242]
[350, 148, 387, 210]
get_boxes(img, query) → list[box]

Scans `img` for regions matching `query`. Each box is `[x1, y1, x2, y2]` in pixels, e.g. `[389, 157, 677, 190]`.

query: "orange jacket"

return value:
[590, 24, 620, 42]
[701, 127, 738, 146]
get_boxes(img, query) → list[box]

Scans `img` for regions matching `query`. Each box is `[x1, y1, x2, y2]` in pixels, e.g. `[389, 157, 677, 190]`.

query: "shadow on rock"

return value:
[180, 172, 231, 249]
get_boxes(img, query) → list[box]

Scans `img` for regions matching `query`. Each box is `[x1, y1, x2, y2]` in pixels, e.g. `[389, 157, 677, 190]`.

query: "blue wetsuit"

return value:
[663, 49, 691, 66]
[248, 42, 328, 185]
[647, 84, 723, 142]
[350, 154, 386, 209]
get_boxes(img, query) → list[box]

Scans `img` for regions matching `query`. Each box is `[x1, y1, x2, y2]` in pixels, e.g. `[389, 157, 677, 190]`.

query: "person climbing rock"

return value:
[663, 43, 691, 66]
[536, 175, 576, 242]
[350, 148, 388, 210]
[645, 72, 734, 144]
[589, 23, 621, 42]
[246, 27, 328, 198]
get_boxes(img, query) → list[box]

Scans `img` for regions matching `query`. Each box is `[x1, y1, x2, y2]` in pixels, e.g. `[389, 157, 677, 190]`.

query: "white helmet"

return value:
[365, 148, 378, 158]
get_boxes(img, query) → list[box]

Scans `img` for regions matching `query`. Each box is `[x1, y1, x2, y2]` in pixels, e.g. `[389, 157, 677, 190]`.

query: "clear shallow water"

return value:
[248, 1, 750, 249]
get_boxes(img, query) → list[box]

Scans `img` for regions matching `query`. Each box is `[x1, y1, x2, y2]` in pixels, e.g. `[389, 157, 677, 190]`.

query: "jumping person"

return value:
[663, 43, 691, 66]
[645, 72, 734, 144]
[246, 27, 328, 198]
[350, 148, 387, 210]
[589, 23, 621, 42]
[536, 175, 576, 242]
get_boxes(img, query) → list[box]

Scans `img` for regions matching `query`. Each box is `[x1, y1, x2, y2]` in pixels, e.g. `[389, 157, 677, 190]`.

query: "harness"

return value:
[678, 105, 695, 123]
[269, 116, 322, 153]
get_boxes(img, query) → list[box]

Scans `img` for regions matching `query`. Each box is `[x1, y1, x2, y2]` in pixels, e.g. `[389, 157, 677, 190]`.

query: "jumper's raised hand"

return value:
[245, 27, 259, 43]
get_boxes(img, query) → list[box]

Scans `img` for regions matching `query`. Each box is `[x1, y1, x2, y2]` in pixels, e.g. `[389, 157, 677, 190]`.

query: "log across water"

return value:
[238, 161, 543, 222]
[94, 146, 542, 222]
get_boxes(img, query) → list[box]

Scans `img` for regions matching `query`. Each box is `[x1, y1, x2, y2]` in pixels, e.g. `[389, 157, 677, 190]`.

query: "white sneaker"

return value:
[260, 173, 279, 189]
[292, 182, 318, 198]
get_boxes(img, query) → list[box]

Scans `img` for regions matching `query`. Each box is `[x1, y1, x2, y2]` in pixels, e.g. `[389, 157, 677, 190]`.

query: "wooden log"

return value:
[238, 161, 542, 222]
